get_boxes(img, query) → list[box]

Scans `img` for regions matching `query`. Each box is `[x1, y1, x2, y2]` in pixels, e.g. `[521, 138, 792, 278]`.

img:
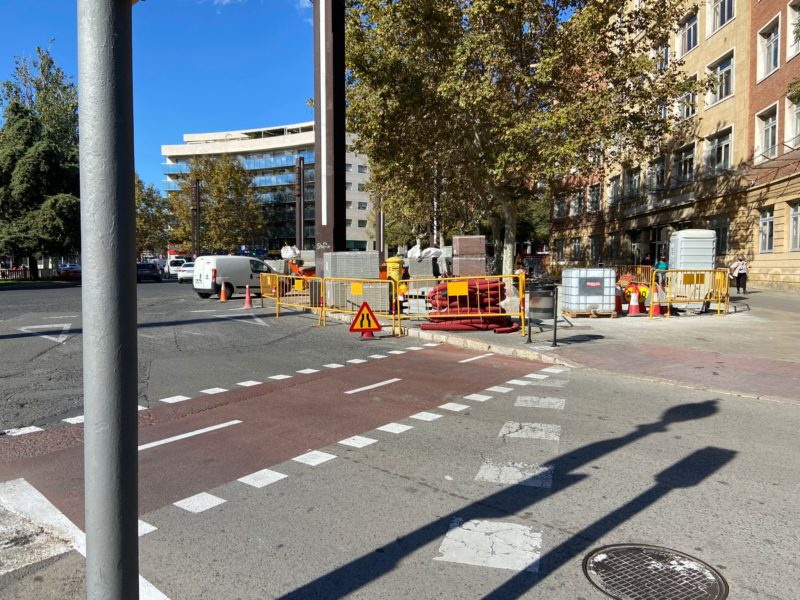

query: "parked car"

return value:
[177, 262, 194, 283]
[165, 258, 186, 279]
[57, 263, 82, 280]
[192, 255, 272, 299]
[136, 262, 162, 283]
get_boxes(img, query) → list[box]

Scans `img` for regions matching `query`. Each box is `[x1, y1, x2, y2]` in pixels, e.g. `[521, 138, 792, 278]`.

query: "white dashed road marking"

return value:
[410, 412, 443, 421]
[159, 395, 191, 404]
[237, 469, 288, 488]
[297, 368, 319, 374]
[514, 396, 566, 410]
[506, 379, 531, 386]
[498, 421, 561, 441]
[63, 416, 84, 425]
[138, 420, 242, 452]
[338, 435, 378, 448]
[368, 354, 387, 359]
[174, 492, 226, 514]
[200, 387, 228, 395]
[423, 343, 440, 347]
[344, 378, 401, 395]
[138, 520, 157, 537]
[376, 423, 413, 434]
[486, 386, 513, 393]
[387, 350, 406, 355]
[292, 450, 337, 466]
[458, 353, 494, 363]
[237, 380, 262, 387]
[405, 346, 424, 351]
[475, 460, 553, 488]
[524, 373, 549, 380]
[464, 394, 492, 402]
[324, 363, 345, 369]
[268, 374, 292, 380]
[540, 366, 568, 374]
[439, 402, 470, 412]
[527, 379, 567, 388]
[434, 518, 542, 573]
[3, 426, 43, 436]
[347, 359, 368, 364]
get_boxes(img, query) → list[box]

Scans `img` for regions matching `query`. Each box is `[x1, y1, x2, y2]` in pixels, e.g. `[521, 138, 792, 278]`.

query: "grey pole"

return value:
[77, 1, 139, 598]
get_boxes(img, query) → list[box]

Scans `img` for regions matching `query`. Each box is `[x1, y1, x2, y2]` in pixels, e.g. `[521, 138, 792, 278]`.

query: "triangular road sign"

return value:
[350, 302, 382, 333]
[18, 323, 73, 344]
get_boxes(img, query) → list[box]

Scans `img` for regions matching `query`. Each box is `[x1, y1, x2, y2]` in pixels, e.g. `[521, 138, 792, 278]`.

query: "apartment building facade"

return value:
[550, 0, 800, 290]
[161, 122, 373, 253]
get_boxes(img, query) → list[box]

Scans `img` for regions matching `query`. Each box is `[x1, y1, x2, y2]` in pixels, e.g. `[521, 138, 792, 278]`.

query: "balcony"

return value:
[240, 151, 315, 171]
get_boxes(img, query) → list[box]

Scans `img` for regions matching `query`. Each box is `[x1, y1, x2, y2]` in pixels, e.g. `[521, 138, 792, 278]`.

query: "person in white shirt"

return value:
[729, 256, 748, 295]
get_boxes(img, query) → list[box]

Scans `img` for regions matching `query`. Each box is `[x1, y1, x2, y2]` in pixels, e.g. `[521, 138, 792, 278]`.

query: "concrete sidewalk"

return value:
[406, 289, 800, 403]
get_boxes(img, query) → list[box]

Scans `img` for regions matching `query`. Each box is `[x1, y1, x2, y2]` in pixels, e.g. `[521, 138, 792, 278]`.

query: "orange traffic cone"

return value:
[219, 283, 228, 303]
[626, 283, 641, 316]
[650, 284, 665, 317]
[243, 285, 253, 309]
[360, 331, 375, 340]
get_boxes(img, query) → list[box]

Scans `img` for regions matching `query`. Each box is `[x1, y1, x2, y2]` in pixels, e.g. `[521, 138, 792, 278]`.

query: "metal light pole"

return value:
[295, 156, 305, 249]
[77, 1, 138, 598]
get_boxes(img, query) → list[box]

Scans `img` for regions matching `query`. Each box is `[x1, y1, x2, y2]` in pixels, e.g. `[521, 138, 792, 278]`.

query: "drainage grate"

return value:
[583, 544, 728, 600]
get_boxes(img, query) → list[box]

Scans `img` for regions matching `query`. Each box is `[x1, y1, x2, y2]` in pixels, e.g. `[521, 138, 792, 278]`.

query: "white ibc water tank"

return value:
[668, 230, 716, 271]
[561, 268, 617, 312]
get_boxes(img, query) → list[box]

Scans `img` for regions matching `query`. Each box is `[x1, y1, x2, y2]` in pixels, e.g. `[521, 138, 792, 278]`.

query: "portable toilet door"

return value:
[668, 229, 717, 306]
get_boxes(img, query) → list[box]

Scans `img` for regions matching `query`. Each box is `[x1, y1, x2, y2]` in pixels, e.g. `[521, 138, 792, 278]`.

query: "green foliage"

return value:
[135, 175, 171, 256]
[346, 0, 701, 271]
[169, 156, 265, 252]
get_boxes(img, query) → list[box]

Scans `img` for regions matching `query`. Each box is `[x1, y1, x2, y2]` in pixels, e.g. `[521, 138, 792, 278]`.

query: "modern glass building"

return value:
[161, 121, 373, 253]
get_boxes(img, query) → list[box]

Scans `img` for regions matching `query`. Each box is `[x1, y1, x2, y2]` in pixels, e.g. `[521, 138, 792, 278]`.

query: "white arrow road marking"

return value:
[17, 323, 72, 344]
[215, 314, 269, 327]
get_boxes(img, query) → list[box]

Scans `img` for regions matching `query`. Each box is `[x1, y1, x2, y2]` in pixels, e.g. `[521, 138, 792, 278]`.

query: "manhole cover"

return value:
[583, 544, 728, 600]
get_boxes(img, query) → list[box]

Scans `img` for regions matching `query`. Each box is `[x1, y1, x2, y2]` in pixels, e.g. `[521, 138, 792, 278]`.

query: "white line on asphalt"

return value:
[458, 353, 494, 363]
[410, 412, 443, 421]
[63, 416, 84, 425]
[486, 386, 513, 393]
[338, 435, 378, 448]
[423, 342, 440, 347]
[138, 420, 242, 452]
[506, 379, 531, 386]
[474, 460, 553, 488]
[434, 519, 542, 573]
[344, 378, 401, 395]
[238, 468, 288, 488]
[138, 520, 158, 537]
[324, 363, 345, 369]
[138, 405, 147, 411]
[200, 387, 228, 395]
[292, 450, 337, 466]
[387, 350, 406, 355]
[376, 423, 413, 434]
[406, 346, 424, 351]
[527, 379, 568, 388]
[3, 426, 43, 436]
[540, 366, 568, 374]
[524, 373, 549, 380]
[42, 315, 78, 319]
[237, 380, 262, 387]
[514, 396, 566, 410]
[159, 395, 191, 404]
[464, 394, 492, 402]
[498, 421, 561, 441]
[190, 309, 218, 313]
[368, 354, 387, 359]
[347, 358, 368, 364]
[0, 478, 169, 599]
[297, 368, 319, 374]
[173, 492, 226, 514]
[268, 374, 292, 380]
[439, 402, 470, 412]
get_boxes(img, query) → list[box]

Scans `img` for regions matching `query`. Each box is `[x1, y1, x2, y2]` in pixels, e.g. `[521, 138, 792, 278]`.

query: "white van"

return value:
[192, 255, 273, 299]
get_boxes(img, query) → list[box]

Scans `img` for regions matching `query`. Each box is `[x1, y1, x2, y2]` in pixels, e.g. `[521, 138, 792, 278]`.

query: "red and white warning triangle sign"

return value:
[349, 302, 382, 333]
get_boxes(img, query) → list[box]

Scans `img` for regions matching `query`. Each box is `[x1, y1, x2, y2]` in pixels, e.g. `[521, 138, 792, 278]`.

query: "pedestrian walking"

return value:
[729, 255, 748, 294]
[655, 254, 668, 286]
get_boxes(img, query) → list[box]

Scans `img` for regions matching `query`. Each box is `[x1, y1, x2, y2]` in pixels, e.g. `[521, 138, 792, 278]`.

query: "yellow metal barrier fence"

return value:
[648, 269, 729, 318]
[323, 277, 398, 336]
[260, 273, 325, 325]
[399, 274, 526, 336]
[616, 264, 653, 284]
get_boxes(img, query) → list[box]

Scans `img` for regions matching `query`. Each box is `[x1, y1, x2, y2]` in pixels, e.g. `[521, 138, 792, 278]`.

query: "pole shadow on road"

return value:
[279, 400, 735, 600]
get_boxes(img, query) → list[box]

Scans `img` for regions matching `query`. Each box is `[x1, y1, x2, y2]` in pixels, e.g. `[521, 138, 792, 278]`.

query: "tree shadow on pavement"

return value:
[280, 400, 732, 599]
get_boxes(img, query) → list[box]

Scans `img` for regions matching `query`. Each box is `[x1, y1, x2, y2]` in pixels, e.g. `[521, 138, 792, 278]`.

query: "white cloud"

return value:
[213, 0, 244, 5]
[296, 0, 312, 8]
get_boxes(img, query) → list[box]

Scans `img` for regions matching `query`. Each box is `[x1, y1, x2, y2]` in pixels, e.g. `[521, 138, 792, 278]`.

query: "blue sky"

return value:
[0, 0, 316, 190]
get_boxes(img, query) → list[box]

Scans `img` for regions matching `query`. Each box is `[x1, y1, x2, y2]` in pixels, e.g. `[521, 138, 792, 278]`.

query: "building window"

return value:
[357, 183, 366, 192]
[680, 77, 697, 118]
[590, 236, 601, 261]
[346, 219, 352, 227]
[787, 101, 800, 148]
[709, 216, 729, 256]
[588, 184, 601, 211]
[609, 176, 621, 204]
[609, 234, 619, 260]
[791, 204, 800, 251]
[554, 194, 568, 218]
[357, 165, 368, 174]
[757, 106, 778, 161]
[624, 168, 641, 198]
[647, 157, 665, 191]
[789, 2, 800, 59]
[706, 129, 732, 171]
[760, 208, 774, 252]
[570, 192, 583, 216]
[679, 13, 698, 56]
[675, 144, 695, 183]
[758, 20, 780, 79]
[571, 237, 582, 261]
[712, 0, 734, 32]
[358, 219, 367, 228]
[346, 200, 353, 209]
[345, 181, 353, 191]
[656, 43, 669, 73]
[345, 163, 353, 172]
[357, 201, 368, 210]
[709, 53, 733, 104]
[555, 239, 565, 261]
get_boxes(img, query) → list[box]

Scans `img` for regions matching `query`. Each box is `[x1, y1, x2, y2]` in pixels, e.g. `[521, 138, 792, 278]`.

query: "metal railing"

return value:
[323, 277, 398, 335]
[648, 269, 730, 318]
[0, 266, 31, 280]
[259, 273, 325, 326]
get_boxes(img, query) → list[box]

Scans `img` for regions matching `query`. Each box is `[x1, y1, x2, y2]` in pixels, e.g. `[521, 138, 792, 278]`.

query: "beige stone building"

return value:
[550, 0, 800, 290]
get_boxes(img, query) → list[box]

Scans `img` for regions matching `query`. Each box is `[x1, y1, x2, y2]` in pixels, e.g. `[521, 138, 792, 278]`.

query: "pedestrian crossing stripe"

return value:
[349, 302, 382, 333]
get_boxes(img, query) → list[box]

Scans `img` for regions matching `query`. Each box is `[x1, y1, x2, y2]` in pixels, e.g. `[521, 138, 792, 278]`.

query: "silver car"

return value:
[177, 262, 194, 283]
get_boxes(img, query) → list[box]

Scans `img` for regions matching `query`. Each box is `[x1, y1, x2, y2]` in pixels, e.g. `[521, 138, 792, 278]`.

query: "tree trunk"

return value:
[502, 202, 517, 276]
[28, 255, 39, 280]
[490, 212, 504, 275]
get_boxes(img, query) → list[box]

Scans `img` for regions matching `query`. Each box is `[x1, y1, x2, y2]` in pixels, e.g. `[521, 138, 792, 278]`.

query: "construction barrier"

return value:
[648, 269, 729, 318]
[615, 264, 653, 284]
[323, 277, 398, 335]
[398, 274, 526, 336]
[260, 272, 325, 325]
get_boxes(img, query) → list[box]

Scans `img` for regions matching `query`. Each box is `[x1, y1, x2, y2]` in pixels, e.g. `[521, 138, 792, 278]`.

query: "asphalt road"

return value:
[1, 284, 798, 599]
